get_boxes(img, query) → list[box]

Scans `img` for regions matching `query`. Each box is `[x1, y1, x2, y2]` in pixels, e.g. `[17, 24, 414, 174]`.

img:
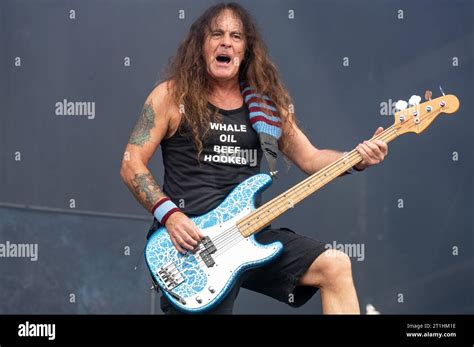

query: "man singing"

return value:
[120, 2, 388, 314]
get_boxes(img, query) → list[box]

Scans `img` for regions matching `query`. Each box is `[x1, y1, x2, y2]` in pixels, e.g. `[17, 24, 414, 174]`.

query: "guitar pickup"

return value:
[199, 250, 215, 267]
[199, 236, 216, 268]
[201, 236, 216, 254]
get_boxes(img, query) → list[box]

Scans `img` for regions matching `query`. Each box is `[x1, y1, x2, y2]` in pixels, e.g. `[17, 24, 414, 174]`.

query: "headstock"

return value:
[393, 89, 460, 135]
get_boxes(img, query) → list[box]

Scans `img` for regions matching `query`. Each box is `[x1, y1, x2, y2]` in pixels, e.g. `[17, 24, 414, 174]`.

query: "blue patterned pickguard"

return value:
[144, 173, 273, 300]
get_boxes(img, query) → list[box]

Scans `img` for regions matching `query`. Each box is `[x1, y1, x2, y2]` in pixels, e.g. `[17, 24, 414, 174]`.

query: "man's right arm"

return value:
[120, 82, 203, 253]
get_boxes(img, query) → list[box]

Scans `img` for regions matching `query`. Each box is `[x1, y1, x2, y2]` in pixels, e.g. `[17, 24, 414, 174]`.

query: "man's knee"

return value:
[311, 249, 353, 288]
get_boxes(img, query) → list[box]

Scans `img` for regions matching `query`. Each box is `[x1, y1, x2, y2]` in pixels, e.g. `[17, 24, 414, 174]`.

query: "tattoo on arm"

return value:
[131, 173, 165, 211]
[129, 102, 156, 147]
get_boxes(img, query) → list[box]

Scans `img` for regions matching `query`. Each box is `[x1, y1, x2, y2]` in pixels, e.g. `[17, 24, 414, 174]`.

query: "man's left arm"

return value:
[279, 123, 388, 175]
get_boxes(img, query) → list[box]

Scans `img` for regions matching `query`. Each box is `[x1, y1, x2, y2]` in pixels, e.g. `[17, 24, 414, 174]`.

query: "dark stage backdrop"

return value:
[0, 0, 472, 314]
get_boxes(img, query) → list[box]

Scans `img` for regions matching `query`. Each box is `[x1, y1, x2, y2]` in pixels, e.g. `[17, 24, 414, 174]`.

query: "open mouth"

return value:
[215, 54, 232, 64]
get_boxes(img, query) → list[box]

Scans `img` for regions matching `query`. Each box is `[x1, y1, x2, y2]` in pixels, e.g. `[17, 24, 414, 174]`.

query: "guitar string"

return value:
[212, 106, 440, 255]
[208, 125, 396, 248]
[209, 124, 398, 247]
[164, 125, 400, 273]
[163, 124, 401, 273]
[211, 107, 441, 255]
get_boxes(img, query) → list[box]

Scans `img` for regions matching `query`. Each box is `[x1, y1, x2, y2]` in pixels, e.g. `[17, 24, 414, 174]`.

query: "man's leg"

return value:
[298, 249, 360, 314]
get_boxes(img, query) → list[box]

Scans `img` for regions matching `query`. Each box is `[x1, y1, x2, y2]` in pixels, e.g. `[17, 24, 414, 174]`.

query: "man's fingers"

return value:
[357, 143, 374, 163]
[179, 232, 198, 247]
[356, 127, 388, 168]
[186, 224, 203, 242]
[175, 235, 196, 251]
[364, 141, 384, 160]
[170, 234, 186, 254]
[374, 140, 388, 156]
[195, 226, 205, 239]
[183, 233, 198, 246]
[188, 229, 201, 242]
[373, 126, 384, 137]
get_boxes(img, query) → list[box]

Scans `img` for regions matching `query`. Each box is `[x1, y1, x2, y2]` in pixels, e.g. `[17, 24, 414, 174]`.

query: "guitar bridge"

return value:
[156, 262, 184, 290]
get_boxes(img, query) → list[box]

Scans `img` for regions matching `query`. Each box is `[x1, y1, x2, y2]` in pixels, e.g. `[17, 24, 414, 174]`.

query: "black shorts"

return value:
[158, 226, 328, 314]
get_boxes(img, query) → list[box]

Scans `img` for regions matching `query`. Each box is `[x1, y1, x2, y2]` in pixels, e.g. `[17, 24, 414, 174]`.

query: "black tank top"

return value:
[161, 103, 263, 217]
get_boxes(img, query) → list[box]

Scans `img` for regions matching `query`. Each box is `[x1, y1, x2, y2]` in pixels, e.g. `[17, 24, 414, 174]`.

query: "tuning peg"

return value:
[395, 100, 408, 111]
[408, 95, 421, 106]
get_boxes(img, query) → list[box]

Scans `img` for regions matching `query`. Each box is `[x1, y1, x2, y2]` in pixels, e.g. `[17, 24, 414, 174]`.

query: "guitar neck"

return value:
[237, 125, 400, 237]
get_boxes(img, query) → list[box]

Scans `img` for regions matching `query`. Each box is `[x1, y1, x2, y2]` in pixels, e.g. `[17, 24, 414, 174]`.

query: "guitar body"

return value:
[145, 173, 283, 313]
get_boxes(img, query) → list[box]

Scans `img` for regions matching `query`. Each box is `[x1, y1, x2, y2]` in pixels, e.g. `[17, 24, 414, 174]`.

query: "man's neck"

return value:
[208, 78, 243, 109]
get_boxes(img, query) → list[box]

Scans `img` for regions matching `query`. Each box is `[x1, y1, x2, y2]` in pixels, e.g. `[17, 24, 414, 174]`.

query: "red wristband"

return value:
[152, 197, 181, 225]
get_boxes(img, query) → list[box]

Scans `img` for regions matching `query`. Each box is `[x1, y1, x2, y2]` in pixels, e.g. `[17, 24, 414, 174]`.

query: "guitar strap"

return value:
[240, 81, 281, 175]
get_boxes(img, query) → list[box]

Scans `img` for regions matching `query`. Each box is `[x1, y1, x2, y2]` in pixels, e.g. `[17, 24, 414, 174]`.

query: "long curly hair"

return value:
[164, 2, 296, 156]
